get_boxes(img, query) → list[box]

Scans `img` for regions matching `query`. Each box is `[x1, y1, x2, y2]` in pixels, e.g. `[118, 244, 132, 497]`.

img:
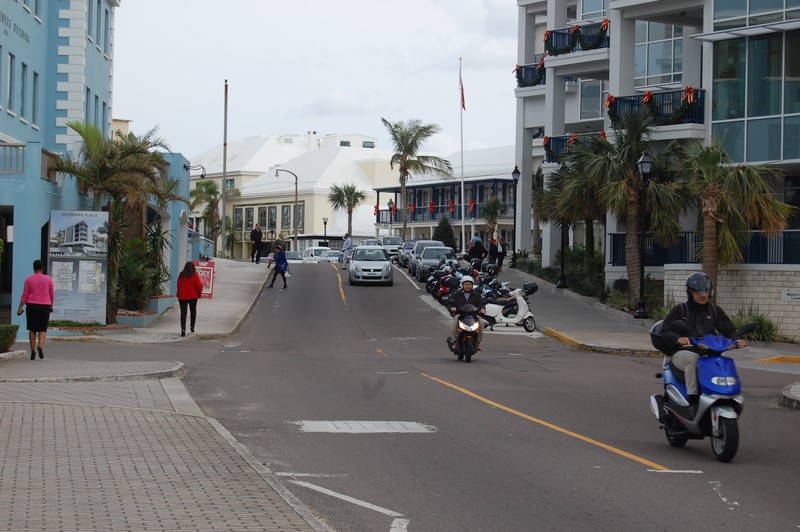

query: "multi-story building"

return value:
[0, 1, 192, 333]
[515, 0, 800, 337]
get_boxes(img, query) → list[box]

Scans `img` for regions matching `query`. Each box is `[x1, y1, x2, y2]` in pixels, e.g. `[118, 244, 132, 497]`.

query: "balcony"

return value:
[544, 20, 610, 57]
[607, 88, 706, 128]
[378, 203, 515, 224]
[608, 230, 800, 266]
[543, 132, 605, 163]
[515, 61, 545, 88]
[0, 144, 25, 174]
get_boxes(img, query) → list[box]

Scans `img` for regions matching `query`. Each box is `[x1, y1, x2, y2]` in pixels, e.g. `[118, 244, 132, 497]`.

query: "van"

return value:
[377, 235, 404, 262]
[407, 240, 444, 277]
[302, 246, 332, 263]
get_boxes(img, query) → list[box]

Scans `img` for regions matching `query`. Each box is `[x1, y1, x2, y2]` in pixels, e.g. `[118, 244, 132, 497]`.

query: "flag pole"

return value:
[221, 79, 228, 257]
[459, 58, 466, 252]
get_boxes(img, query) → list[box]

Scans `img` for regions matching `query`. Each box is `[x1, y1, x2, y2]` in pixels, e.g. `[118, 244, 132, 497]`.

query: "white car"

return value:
[320, 250, 343, 263]
[348, 246, 393, 286]
[302, 246, 332, 263]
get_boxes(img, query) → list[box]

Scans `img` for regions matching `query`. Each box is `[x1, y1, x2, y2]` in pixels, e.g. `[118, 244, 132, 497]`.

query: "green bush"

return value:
[731, 303, 782, 342]
[0, 324, 19, 353]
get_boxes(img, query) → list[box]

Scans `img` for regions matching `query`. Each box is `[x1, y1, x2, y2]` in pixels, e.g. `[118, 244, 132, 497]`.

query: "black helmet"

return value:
[686, 272, 713, 298]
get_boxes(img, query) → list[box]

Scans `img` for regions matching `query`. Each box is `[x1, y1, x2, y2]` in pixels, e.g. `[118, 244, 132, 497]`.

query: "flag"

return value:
[459, 64, 466, 111]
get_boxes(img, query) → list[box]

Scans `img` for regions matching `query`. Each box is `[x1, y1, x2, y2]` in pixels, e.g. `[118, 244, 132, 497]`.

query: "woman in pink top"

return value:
[17, 260, 55, 360]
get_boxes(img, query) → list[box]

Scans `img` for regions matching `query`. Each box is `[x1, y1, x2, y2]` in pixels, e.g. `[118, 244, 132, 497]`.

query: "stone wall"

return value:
[663, 264, 800, 341]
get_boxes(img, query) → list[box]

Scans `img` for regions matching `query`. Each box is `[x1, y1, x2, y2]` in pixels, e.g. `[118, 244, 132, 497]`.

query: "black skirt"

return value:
[26, 303, 51, 333]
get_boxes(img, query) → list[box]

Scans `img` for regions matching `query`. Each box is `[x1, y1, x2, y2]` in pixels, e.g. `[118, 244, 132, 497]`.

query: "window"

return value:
[784, 115, 800, 160]
[96, 1, 101, 45]
[747, 34, 782, 117]
[785, 175, 800, 229]
[634, 22, 683, 87]
[581, 0, 607, 20]
[785, 30, 800, 114]
[362, 140, 375, 148]
[32, 71, 39, 125]
[712, 121, 745, 162]
[102, 102, 107, 137]
[233, 208, 243, 231]
[85, 87, 91, 123]
[87, 0, 93, 39]
[258, 206, 266, 228]
[104, 9, 110, 54]
[713, 39, 746, 120]
[245, 207, 254, 229]
[19, 63, 26, 118]
[746, 118, 782, 161]
[7, 54, 15, 111]
[268, 206, 277, 231]
[339, 140, 351, 147]
[34, 0, 41, 17]
[580, 80, 605, 119]
[94, 95, 99, 126]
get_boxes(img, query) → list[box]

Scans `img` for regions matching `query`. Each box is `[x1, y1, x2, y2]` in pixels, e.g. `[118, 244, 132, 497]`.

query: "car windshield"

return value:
[354, 249, 389, 261]
[382, 237, 403, 245]
[285, 252, 301, 260]
[313, 249, 329, 256]
[423, 249, 456, 260]
[403, 241, 416, 250]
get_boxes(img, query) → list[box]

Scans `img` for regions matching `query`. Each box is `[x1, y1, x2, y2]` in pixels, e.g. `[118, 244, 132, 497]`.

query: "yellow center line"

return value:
[329, 263, 347, 305]
[421, 372, 668, 471]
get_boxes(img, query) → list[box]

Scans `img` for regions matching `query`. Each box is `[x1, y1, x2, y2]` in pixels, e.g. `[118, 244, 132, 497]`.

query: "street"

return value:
[55, 263, 800, 530]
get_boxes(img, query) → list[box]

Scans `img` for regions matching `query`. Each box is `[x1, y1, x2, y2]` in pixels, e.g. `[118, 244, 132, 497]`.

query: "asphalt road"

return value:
[57, 263, 800, 531]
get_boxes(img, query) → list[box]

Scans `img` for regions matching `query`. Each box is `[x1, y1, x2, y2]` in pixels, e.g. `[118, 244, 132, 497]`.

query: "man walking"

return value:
[496, 237, 507, 272]
[250, 224, 263, 263]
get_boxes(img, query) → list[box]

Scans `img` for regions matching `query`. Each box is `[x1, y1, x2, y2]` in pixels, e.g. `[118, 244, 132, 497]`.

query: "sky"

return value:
[112, 0, 519, 160]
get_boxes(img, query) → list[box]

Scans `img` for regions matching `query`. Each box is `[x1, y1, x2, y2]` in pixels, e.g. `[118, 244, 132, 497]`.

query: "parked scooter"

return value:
[446, 303, 482, 362]
[649, 320, 754, 463]
[482, 281, 538, 332]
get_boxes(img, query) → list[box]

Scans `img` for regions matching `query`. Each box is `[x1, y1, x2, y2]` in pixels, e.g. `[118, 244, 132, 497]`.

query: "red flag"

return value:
[459, 64, 466, 111]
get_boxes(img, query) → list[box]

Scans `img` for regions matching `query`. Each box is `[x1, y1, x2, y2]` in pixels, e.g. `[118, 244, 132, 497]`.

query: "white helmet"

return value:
[460, 276, 475, 288]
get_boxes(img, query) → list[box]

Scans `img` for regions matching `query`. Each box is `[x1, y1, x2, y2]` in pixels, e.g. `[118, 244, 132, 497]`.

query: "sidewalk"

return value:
[1, 258, 798, 527]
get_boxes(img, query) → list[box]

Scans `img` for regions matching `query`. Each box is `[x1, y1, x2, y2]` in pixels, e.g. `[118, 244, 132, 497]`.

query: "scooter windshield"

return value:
[693, 334, 736, 353]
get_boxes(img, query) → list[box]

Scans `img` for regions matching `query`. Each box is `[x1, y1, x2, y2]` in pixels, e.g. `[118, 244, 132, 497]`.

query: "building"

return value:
[0, 1, 192, 334]
[514, 0, 800, 338]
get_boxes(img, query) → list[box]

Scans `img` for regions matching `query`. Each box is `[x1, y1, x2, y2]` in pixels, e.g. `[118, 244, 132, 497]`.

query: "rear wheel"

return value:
[522, 316, 536, 332]
[463, 337, 474, 363]
[711, 417, 739, 462]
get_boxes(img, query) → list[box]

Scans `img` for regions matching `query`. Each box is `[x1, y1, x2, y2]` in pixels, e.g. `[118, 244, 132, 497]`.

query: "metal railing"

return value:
[378, 204, 515, 224]
[546, 21, 610, 56]
[544, 132, 603, 163]
[0, 144, 25, 174]
[609, 88, 706, 127]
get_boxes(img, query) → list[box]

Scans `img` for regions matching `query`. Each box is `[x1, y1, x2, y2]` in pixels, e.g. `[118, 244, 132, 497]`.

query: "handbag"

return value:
[285, 271, 292, 278]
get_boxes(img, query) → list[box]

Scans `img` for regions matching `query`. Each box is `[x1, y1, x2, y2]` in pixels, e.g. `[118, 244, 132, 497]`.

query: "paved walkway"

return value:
[1, 258, 798, 529]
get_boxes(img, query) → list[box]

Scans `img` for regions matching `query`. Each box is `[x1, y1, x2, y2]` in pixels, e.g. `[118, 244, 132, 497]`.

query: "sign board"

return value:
[49, 210, 108, 323]
[193, 260, 215, 298]
[781, 291, 800, 302]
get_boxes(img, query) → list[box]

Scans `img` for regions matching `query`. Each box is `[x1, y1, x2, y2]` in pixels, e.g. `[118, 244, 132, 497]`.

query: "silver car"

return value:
[415, 246, 457, 281]
[348, 246, 393, 286]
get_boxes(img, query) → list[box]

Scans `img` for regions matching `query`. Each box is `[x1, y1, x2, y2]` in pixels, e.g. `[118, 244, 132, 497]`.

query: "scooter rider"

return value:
[660, 272, 745, 417]
[449, 277, 486, 350]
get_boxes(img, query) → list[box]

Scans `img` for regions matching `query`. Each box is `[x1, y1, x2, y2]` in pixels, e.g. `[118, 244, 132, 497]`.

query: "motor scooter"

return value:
[446, 303, 481, 363]
[482, 282, 538, 332]
[649, 320, 754, 463]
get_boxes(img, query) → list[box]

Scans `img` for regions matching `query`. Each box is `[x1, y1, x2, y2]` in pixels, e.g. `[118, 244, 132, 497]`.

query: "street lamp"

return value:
[275, 167, 299, 251]
[634, 152, 653, 319]
[322, 217, 328, 246]
[556, 223, 568, 288]
[510, 165, 521, 268]
[183, 163, 206, 178]
[387, 199, 394, 235]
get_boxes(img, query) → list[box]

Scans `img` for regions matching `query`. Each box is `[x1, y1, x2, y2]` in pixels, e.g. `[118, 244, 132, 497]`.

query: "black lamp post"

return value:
[634, 152, 653, 319]
[275, 167, 299, 250]
[387, 199, 394, 235]
[322, 217, 328, 246]
[510, 165, 521, 268]
[556, 223, 568, 288]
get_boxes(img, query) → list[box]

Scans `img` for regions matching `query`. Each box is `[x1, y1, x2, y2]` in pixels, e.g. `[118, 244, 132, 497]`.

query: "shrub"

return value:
[0, 324, 19, 353]
[730, 303, 782, 342]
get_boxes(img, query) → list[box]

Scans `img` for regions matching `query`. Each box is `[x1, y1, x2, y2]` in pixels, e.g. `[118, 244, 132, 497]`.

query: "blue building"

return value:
[0, 0, 192, 336]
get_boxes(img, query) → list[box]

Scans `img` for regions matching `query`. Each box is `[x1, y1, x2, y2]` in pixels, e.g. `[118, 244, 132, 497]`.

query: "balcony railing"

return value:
[607, 88, 706, 128]
[0, 144, 25, 174]
[516, 63, 546, 88]
[608, 230, 800, 266]
[543, 132, 604, 163]
[378, 204, 515, 224]
[545, 20, 610, 57]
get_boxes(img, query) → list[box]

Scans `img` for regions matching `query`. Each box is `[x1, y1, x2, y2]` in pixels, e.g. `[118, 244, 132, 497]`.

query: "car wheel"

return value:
[387, 280, 393, 286]
[349, 277, 354, 286]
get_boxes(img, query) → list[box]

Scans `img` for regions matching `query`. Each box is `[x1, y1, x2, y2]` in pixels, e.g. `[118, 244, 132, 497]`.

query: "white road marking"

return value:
[292, 420, 437, 433]
[395, 265, 420, 289]
[390, 518, 410, 531]
[289, 480, 404, 517]
[376, 371, 409, 375]
[648, 469, 704, 474]
[710, 480, 741, 509]
[275, 472, 348, 478]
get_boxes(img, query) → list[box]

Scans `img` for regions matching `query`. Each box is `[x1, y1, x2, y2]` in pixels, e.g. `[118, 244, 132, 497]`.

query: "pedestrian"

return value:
[468, 239, 487, 263]
[17, 259, 54, 360]
[268, 245, 289, 289]
[496, 237, 507, 272]
[176, 261, 204, 337]
[250, 224, 263, 263]
[488, 238, 498, 265]
[470, 233, 482, 247]
[340, 232, 353, 270]
[273, 232, 286, 253]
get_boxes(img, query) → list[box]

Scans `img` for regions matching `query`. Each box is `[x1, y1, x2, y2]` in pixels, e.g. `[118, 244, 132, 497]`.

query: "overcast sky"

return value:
[113, 0, 519, 160]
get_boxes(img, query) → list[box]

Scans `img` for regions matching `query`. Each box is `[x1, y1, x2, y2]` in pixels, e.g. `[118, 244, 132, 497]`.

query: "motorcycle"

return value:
[649, 320, 754, 463]
[446, 303, 482, 363]
[482, 281, 538, 332]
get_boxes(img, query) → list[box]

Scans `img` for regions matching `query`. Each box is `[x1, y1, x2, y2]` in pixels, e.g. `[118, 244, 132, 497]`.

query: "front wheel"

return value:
[665, 428, 688, 448]
[711, 417, 739, 462]
[463, 337, 475, 363]
[522, 316, 536, 332]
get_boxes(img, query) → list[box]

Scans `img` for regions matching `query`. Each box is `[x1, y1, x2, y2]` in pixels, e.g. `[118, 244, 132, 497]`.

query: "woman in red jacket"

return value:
[176, 261, 204, 337]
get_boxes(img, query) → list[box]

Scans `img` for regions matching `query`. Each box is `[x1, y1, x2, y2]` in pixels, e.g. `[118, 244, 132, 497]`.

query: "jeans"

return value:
[671, 350, 700, 395]
[179, 298, 198, 332]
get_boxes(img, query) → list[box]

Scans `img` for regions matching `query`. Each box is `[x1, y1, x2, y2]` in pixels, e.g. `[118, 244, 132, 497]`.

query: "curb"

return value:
[779, 383, 800, 411]
[0, 350, 30, 362]
[541, 327, 661, 357]
[0, 361, 186, 383]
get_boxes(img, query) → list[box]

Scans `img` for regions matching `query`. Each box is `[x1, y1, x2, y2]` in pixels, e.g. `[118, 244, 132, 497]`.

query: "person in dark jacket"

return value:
[250, 224, 263, 263]
[268, 245, 289, 289]
[496, 237, 507, 271]
[176, 261, 204, 337]
[660, 272, 745, 416]
[468, 240, 488, 263]
[488, 239, 498, 265]
[448, 277, 486, 349]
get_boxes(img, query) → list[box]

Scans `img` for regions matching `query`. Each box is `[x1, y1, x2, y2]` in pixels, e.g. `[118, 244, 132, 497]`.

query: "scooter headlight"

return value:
[459, 321, 480, 332]
[711, 376, 738, 386]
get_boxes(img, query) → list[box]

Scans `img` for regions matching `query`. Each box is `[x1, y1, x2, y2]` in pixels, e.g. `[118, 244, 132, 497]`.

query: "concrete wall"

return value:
[664, 264, 800, 341]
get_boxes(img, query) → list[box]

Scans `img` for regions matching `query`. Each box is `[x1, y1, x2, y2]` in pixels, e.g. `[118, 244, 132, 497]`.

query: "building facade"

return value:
[515, 0, 800, 337]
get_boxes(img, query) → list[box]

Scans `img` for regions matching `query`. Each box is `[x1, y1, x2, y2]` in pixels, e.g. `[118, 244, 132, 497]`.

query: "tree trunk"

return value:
[347, 209, 353, 237]
[625, 199, 641, 300]
[532, 214, 541, 259]
[399, 175, 408, 240]
[702, 213, 719, 290]
[584, 219, 595, 258]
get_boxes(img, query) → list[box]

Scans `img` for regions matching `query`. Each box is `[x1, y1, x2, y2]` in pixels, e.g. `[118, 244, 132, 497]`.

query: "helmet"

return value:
[686, 272, 713, 298]
[460, 276, 475, 289]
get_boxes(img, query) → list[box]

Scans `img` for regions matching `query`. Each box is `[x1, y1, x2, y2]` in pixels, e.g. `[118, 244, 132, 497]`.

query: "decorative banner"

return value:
[449, 200, 455, 213]
[603, 94, 615, 109]
[429, 201, 435, 213]
[391, 203, 398, 216]
[193, 260, 215, 299]
[543, 136, 550, 147]
[601, 18, 609, 31]
[469, 199, 475, 213]
[49, 210, 108, 324]
[642, 90, 653, 104]
[599, 130, 607, 140]
[681, 86, 695, 104]
[409, 202, 416, 214]
[569, 133, 578, 145]
[374, 205, 379, 216]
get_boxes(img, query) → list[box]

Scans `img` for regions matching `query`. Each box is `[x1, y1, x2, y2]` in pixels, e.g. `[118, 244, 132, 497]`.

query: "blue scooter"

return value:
[649, 320, 754, 463]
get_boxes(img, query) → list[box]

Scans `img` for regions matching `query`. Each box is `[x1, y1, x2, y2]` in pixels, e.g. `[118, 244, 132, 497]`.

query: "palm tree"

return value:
[531, 166, 544, 259]
[482, 196, 509, 240]
[328, 183, 367, 236]
[190, 180, 223, 239]
[381, 118, 453, 239]
[557, 109, 683, 299]
[678, 141, 794, 288]
[50, 121, 177, 323]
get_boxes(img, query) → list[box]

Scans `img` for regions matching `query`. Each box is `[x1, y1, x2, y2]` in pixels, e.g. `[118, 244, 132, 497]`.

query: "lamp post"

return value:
[275, 167, 299, 251]
[634, 152, 653, 319]
[510, 165, 521, 268]
[322, 217, 328, 246]
[387, 199, 394, 235]
[556, 223, 568, 288]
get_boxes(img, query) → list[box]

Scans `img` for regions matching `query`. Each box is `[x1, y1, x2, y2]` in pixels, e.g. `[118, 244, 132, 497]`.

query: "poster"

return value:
[49, 210, 108, 323]
[193, 260, 215, 298]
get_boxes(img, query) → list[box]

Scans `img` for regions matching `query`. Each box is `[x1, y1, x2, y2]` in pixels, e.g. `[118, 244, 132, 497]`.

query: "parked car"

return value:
[415, 246, 457, 281]
[377, 235, 404, 262]
[320, 250, 342, 263]
[359, 239, 379, 246]
[348, 246, 393, 286]
[408, 240, 444, 277]
[302, 246, 332, 263]
[399, 239, 417, 268]
[285, 251, 303, 263]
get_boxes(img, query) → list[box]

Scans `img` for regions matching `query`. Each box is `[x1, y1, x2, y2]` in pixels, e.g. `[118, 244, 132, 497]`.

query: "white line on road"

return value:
[648, 469, 704, 474]
[289, 480, 404, 517]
